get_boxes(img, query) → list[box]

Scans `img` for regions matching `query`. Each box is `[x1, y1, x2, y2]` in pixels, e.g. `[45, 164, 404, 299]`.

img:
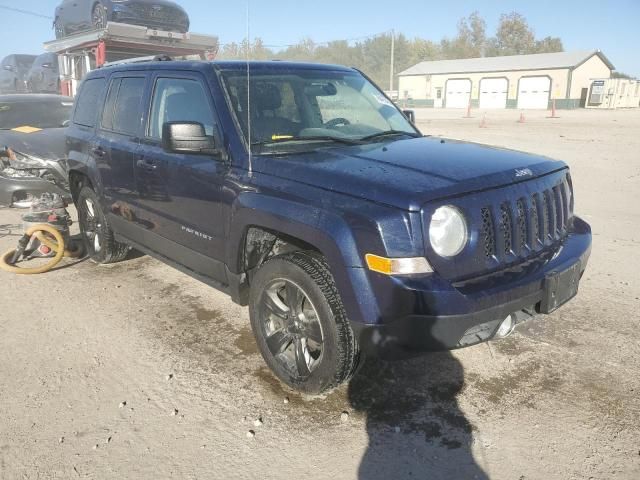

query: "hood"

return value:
[253, 136, 567, 211]
[0, 128, 66, 165]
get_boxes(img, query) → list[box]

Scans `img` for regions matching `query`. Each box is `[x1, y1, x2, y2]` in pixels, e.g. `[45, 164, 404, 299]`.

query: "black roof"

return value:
[0, 94, 73, 103]
[90, 59, 354, 75]
[213, 60, 353, 71]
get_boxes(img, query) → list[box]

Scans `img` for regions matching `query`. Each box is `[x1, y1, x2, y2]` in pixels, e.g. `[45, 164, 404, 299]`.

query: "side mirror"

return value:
[3, 65, 14, 72]
[162, 122, 217, 155]
[42, 63, 52, 69]
[402, 109, 416, 123]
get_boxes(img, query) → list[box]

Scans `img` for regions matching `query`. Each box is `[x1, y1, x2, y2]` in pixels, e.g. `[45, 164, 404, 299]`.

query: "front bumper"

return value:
[0, 175, 70, 207]
[110, 8, 189, 33]
[353, 216, 591, 359]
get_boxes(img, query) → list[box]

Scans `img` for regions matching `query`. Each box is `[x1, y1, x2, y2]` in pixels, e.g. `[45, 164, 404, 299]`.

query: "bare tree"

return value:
[218, 12, 566, 86]
[535, 36, 564, 54]
[486, 12, 536, 56]
[441, 11, 487, 59]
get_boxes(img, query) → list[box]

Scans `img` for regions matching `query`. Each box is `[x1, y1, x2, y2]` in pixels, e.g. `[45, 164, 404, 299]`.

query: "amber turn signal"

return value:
[365, 254, 433, 276]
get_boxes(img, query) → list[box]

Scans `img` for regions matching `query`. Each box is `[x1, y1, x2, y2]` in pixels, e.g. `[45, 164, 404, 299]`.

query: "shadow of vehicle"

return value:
[348, 352, 488, 479]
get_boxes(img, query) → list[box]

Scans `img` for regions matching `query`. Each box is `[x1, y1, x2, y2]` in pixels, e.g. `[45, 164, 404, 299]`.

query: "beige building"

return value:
[584, 77, 640, 109]
[398, 50, 617, 109]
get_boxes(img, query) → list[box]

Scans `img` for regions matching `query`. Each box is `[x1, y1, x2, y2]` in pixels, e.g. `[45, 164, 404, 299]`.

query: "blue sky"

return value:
[0, 0, 638, 76]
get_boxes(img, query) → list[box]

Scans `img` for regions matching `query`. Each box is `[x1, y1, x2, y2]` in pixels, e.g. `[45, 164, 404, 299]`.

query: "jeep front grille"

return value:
[500, 203, 513, 254]
[481, 176, 572, 259]
[481, 207, 495, 257]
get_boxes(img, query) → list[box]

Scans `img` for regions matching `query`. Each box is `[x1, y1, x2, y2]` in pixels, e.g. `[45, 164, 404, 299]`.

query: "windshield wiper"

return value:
[252, 135, 362, 148]
[359, 130, 422, 142]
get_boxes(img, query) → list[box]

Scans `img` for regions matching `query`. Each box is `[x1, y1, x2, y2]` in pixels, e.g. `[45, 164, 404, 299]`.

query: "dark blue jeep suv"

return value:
[66, 60, 591, 394]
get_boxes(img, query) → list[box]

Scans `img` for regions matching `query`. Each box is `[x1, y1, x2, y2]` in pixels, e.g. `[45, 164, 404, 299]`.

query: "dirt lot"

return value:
[1, 108, 639, 480]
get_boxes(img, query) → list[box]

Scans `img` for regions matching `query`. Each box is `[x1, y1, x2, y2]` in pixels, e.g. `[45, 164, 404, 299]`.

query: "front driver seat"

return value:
[251, 83, 299, 142]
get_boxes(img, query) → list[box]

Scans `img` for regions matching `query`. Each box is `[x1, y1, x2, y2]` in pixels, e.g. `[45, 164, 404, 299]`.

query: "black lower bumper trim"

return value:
[352, 292, 541, 360]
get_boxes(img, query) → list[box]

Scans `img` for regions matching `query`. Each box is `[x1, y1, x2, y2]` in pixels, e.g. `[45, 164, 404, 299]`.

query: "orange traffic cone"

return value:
[464, 101, 472, 118]
[548, 99, 560, 118]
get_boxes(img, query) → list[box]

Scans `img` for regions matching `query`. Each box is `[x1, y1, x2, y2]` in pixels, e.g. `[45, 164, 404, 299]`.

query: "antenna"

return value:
[246, 0, 252, 177]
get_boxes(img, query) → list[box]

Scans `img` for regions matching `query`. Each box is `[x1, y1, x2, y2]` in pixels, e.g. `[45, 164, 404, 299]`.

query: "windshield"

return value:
[220, 67, 418, 153]
[0, 99, 73, 130]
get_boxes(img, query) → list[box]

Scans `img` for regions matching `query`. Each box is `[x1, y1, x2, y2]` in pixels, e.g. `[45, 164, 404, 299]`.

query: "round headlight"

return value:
[429, 206, 468, 257]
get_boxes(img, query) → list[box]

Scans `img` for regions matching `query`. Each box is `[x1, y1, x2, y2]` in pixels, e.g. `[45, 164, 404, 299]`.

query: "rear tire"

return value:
[249, 251, 360, 395]
[76, 186, 130, 264]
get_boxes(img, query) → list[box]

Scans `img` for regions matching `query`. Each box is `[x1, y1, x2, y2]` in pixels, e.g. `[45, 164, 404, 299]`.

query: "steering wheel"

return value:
[325, 118, 351, 128]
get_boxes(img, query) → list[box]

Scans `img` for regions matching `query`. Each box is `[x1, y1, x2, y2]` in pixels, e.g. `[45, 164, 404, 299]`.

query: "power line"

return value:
[220, 29, 394, 49]
[0, 5, 53, 20]
[0, 4, 391, 50]
[266, 29, 394, 48]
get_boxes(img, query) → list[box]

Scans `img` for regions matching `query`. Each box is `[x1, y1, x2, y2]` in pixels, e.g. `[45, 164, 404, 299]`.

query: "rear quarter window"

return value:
[73, 77, 107, 127]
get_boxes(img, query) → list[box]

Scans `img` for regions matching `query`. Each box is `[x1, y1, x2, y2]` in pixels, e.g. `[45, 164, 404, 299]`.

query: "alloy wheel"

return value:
[258, 279, 324, 379]
[80, 198, 102, 254]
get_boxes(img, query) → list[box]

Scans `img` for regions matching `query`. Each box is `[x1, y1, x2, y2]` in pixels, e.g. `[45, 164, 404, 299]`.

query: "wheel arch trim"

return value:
[227, 192, 377, 325]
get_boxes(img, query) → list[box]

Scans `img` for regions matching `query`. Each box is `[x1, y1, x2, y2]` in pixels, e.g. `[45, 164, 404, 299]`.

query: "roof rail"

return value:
[100, 54, 173, 68]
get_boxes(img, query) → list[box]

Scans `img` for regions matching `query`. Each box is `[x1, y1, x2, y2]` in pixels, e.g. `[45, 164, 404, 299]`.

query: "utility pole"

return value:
[389, 29, 395, 92]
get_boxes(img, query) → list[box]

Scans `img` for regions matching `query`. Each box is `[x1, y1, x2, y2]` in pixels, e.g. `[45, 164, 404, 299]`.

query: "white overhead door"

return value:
[445, 79, 471, 108]
[517, 76, 551, 109]
[479, 78, 508, 109]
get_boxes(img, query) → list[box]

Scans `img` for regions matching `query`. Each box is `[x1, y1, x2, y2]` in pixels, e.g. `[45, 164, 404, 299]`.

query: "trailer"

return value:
[43, 22, 219, 96]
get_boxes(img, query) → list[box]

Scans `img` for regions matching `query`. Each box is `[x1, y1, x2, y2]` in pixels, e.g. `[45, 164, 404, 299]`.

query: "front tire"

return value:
[249, 251, 360, 395]
[76, 186, 130, 264]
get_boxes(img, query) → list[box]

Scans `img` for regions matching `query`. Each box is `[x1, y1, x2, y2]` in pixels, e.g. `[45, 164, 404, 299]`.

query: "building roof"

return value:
[398, 50, 614, 76]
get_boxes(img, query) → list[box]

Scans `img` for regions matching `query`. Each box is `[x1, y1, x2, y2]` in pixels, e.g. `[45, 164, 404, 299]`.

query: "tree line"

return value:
[218, 12, 564, 89]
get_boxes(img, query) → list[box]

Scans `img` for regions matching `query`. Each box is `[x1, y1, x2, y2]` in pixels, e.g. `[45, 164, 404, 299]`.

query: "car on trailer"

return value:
[53, 0, 190, 39]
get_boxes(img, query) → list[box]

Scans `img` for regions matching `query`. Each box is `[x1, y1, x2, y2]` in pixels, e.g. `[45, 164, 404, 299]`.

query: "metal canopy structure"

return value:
[43, 22, 219, 96]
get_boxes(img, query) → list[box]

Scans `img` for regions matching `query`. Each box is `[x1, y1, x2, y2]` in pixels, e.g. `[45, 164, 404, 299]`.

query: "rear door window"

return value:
[73, 77, 107, 127]
[101, 77, 146, 136]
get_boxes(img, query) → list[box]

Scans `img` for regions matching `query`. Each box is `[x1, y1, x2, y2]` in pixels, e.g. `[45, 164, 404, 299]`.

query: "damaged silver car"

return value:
[0, 94, 73, 207]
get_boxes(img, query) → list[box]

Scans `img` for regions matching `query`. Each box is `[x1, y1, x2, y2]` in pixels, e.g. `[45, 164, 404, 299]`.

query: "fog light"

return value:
[495, 314, 515, 338]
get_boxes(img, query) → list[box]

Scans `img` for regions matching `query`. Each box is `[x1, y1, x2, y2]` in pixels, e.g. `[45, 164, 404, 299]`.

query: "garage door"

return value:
[479, 78, 508, 109]
[517, 77, 551, 109]
[445, 79, 471, 108]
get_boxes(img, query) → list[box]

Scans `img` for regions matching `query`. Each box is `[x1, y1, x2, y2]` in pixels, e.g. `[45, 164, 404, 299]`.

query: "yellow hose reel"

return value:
[0, 223, 81, 275]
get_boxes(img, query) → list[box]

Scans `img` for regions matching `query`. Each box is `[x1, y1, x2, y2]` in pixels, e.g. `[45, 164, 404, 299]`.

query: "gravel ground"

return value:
[1, 108, 639, 479]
